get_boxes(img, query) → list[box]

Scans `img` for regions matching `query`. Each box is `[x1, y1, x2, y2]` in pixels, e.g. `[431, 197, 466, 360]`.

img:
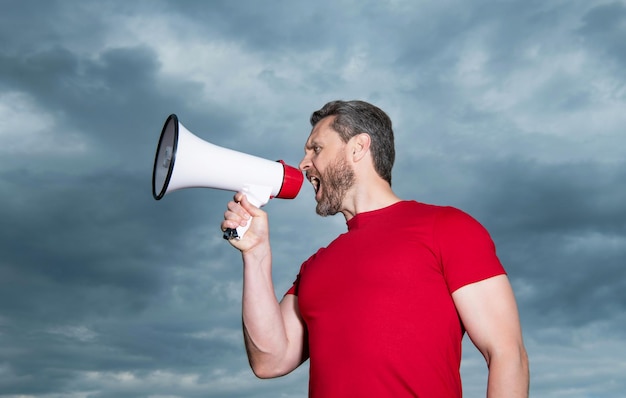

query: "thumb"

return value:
[238, 193, 265, 216]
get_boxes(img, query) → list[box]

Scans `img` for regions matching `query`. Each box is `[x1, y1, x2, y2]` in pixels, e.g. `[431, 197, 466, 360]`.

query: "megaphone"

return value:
[152, 114, 304, 239]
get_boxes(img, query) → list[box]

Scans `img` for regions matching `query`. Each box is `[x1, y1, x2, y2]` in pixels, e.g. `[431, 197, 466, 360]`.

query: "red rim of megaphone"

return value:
[276, 160, 304, 199]
[152, 114, 179, 200]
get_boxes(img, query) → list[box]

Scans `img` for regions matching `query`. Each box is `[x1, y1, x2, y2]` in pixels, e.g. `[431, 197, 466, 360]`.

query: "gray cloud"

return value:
[0, 0, 624, 397]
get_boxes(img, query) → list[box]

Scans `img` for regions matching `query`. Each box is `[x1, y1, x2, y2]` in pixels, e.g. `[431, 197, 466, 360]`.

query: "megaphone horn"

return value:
[152, 114, 304, 239]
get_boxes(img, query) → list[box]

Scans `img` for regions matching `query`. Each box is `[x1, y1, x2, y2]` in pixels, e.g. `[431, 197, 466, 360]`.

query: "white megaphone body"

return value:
[152, 114, 304, 240]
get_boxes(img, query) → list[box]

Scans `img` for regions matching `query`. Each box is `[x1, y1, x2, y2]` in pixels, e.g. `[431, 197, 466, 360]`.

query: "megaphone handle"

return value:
[223, 185, 271, 240]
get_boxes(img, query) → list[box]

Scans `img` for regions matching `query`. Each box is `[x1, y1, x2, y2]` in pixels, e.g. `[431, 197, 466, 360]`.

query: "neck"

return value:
[340, 178, 402, 222]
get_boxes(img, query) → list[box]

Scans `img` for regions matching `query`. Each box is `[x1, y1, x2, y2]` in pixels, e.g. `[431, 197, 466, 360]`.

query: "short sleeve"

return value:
[285, 266, 302, 296]
[434, 207, 506, 293]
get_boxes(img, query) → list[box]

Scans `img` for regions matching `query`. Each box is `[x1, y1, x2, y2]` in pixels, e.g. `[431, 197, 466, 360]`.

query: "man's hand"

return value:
[222, 192, 270, 254]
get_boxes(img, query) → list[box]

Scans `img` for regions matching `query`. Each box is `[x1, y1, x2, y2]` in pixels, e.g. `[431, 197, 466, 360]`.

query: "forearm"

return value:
[241, 247, 290, 377]
[486, 347, 530, 398]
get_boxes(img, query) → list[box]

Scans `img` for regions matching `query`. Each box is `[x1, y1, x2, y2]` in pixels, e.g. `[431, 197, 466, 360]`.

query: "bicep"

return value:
[452, 274, 524, 364]
[279, 294, 309, 370]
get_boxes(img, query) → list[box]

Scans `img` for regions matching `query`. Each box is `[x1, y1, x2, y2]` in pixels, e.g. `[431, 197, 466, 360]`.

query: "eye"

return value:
[313, 146, 321, 154]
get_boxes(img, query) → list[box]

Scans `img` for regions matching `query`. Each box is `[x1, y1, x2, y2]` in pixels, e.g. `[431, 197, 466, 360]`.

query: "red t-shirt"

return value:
[286, 201, 505, 397]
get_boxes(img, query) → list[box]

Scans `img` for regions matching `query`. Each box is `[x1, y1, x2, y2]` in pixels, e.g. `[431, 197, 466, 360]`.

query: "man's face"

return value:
[299, 117, 355, 216]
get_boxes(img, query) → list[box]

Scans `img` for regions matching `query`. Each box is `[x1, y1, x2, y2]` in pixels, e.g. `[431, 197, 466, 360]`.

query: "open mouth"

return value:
[308, 175, 321, 194]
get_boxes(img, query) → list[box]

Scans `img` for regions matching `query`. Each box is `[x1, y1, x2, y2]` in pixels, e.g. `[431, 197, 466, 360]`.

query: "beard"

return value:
[315, 155, 356, 217]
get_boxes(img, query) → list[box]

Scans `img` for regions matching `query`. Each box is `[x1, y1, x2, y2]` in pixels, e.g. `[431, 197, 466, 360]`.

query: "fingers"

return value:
[221, 193, 270, 250]
[236, 193, 261, 215]
[222, 192, 263, 231]
[233, 191, 245, 204]
[222, 199, 250, 231]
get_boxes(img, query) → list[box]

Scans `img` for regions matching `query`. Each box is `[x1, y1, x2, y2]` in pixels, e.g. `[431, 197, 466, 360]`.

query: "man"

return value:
[221, 100, 529, 397]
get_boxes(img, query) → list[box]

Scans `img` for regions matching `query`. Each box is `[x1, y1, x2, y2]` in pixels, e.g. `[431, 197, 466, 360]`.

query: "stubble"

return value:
[316, 155, 355, 217]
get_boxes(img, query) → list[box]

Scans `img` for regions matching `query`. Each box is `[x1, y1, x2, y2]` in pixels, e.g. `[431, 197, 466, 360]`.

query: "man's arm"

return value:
[222, 193, 308, 378]
[452, 274, 530, 397]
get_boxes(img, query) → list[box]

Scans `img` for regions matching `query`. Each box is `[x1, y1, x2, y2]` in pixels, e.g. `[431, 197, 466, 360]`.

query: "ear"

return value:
[350, 133, 371, 163]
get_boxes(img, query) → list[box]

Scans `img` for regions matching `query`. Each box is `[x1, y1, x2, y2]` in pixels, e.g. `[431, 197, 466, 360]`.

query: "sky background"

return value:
[1, 0, 625, 397]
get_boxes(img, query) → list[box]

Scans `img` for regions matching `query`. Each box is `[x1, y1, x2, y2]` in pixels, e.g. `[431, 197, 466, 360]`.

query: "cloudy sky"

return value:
[1, 0, 625, 397]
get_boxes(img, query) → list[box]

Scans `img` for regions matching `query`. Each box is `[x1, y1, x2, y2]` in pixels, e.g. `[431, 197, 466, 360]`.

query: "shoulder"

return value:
[431, 206, 505, 292]
[399, 201, 484, 229]
[433, 206, 491, 237]
[395, 200, 446, 218]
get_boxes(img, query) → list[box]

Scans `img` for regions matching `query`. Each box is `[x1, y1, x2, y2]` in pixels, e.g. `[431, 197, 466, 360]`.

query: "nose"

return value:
[299, 153, 311, 171]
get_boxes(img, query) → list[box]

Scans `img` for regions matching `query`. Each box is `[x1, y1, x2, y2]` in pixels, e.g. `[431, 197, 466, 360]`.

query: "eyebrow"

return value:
[304, 138, 319, 151]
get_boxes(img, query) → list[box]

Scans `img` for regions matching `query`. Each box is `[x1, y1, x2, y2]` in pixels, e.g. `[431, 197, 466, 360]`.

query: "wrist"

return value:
[242, 243, 272, 266]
